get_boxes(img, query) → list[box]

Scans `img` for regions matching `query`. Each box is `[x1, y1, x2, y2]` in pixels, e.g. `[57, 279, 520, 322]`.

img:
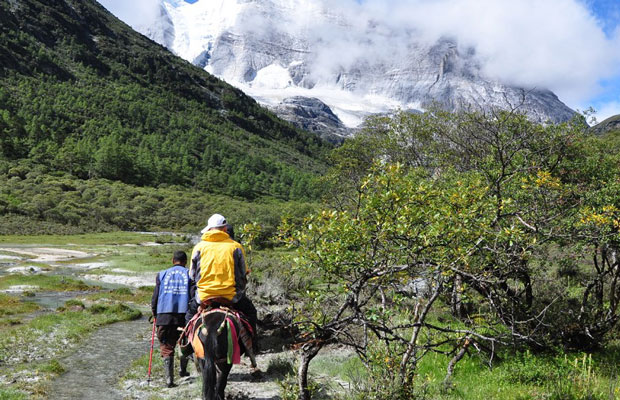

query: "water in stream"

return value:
[0, 242, 189, 398]
[48, 316, 151, 400]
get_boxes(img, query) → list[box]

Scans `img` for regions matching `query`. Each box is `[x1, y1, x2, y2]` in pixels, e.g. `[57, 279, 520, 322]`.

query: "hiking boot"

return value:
[179, 355, 190, 377]
[163, 356, 176, 388]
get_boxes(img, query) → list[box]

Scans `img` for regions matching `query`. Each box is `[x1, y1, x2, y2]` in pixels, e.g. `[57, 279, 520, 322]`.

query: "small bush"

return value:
[278, 373, 325, 400]
[64, 299, 85, 308]
[266, 355, 295, 377]
[88, 304, 107, 314]
[38, 359, 65, 374]
[111, 287, 132, 296]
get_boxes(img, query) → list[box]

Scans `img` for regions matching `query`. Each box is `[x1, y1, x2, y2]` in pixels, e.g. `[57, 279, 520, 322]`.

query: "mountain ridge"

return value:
[127, 0, 576, 135]
[0, 0, 330, 200]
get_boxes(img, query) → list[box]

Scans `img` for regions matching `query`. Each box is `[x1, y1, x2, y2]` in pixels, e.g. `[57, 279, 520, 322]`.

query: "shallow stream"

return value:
[47, 316, 151, 400]
[0, 244, 156, 399]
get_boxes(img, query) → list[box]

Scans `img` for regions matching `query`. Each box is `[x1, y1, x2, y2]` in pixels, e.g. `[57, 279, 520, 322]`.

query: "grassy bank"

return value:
[288, 343, 620, 399]
[0, 233, 173, 398]
[0, 231, 187, 246]
[0, 298, 142, 398]
[0, 275, 96, 292]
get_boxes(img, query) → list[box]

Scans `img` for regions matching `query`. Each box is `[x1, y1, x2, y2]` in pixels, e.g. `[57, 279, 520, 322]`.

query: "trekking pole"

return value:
[147, 317, 156, 385]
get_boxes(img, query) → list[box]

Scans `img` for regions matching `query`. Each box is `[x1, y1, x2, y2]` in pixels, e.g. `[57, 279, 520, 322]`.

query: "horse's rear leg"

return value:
[215, 362, 232, 400]
[202, 357, 217, 400]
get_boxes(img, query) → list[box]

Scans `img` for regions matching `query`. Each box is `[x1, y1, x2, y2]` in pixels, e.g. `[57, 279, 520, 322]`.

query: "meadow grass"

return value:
[296, 339, 620, 400]
[86, 286, 154, 304]
[94, 243, 192, 274]
[0, 232, 187, 246]
[0, 293, 41, 327]
[0, 388, 28, 400]
[0, 274, 96, 292]
[0, 293, 41, 316]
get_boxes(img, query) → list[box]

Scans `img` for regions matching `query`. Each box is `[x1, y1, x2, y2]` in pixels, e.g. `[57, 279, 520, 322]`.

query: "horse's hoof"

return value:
[249, 367, 262, 379]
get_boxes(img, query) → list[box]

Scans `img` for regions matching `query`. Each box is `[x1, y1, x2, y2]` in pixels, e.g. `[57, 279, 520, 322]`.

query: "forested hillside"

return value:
[0, 0, 330, 201]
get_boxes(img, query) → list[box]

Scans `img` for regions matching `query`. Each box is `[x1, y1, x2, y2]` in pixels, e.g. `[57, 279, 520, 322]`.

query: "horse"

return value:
[187, 305, 257, 400]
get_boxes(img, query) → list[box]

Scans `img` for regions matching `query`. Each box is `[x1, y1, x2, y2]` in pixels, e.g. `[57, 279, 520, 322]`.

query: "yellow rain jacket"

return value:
[190, 230, 247, 302]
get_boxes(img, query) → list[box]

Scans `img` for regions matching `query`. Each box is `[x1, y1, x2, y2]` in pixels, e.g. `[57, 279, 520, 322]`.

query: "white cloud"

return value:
[96, 0, 620, 113]
[241, 0, 620, 108]
[322, 0, 620, 107]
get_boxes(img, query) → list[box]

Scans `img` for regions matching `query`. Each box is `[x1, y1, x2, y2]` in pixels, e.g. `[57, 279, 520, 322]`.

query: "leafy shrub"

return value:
[37, 359, 65, 374]
[87, 304, 107, 314]
[266, 355, 296, 377]
[63, 299, 85, 308]
[278, 373, 325, 400]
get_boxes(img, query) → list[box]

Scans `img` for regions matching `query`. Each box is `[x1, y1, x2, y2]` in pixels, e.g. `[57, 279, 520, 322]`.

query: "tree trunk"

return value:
[298, 342, 322, 400]
[443, 337, 471, 387]
[451, 274, 463, 318]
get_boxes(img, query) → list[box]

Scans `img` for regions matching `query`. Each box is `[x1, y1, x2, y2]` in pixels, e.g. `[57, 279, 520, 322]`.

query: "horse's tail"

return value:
[202, 351, 216, 400]
[201, 315, 222, 400]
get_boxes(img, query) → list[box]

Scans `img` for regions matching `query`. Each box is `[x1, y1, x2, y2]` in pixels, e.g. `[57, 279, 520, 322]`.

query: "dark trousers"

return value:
[157, 325, 183, 357]
[235, 295, 258, 335]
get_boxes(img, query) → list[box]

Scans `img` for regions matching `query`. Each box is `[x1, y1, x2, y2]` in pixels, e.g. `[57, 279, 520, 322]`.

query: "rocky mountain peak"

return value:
[125, 0, 575, 136]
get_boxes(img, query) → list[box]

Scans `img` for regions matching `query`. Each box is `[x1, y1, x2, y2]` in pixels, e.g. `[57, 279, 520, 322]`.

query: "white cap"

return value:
[201, 214, 227, 233]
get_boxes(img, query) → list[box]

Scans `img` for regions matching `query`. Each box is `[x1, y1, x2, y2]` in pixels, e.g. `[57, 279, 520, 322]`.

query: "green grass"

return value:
[93, 244, 192, 274]
[0, 293, 41, 316]
[302, 344, 620, 399]
[46, 238, 193, 275]
[36, 359, 66, 374]
[0, 274, 97, 292]
[0, 293, 41, 327]
[124, 351, 163, 382]
[0, 388, 28, 400]
[86, 286, 154, 304]
[0, 232, 186, 246]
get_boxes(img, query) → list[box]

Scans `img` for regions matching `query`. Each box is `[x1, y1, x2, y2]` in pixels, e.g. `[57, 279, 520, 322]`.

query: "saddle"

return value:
[178, 299, 255, 367]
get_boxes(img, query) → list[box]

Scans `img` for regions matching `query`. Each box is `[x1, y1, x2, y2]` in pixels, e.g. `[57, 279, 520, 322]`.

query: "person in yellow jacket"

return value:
[186, 214, 258, 345]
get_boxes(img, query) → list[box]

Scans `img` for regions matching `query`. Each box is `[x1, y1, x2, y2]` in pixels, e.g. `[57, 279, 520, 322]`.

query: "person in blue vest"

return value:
[151, 250, 190, 387]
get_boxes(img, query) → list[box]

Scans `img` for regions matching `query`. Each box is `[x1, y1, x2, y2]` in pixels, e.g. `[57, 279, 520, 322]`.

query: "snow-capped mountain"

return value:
[124, 0, 575, 136]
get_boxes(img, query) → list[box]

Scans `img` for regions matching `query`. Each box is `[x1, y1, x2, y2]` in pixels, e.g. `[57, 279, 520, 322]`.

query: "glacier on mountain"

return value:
[123, 0, 575, 134]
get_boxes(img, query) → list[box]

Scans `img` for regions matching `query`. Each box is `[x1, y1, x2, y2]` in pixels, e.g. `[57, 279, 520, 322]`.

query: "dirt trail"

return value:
[122, 349, 291, 400]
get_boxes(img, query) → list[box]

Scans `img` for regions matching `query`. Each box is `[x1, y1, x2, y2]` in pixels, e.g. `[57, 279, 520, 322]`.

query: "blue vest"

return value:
[157, 265, 190, 314]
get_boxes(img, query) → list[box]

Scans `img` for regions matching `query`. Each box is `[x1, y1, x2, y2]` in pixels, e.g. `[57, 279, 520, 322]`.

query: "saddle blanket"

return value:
[179, 307, 253, 364]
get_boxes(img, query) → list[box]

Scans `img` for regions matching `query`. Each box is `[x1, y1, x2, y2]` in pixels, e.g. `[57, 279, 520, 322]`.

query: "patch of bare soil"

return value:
[121, 308, 302, 400]
[123, 351, 289, 400]
[0, 247, 91, 264]
[81, 273, 154, 288]
[0, 244, 152, 287]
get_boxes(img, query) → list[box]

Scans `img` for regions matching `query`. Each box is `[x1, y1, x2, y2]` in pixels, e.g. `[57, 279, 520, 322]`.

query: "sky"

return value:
[98, 0, 620, 122]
